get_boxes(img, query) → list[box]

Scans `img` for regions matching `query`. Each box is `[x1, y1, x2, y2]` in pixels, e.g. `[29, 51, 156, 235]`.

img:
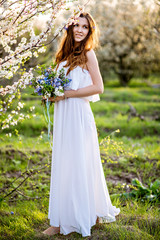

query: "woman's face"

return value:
[73, 17, 89, 43]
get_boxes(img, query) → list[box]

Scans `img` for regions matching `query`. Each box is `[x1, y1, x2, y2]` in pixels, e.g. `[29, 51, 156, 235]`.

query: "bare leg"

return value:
[42, 226, 60, 235]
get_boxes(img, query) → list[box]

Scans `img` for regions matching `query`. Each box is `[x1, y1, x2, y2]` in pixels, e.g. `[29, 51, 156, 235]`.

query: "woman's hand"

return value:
[49, 95, 65, 102]
[61, 50, 104, 99]
[42, 95, 65, 102]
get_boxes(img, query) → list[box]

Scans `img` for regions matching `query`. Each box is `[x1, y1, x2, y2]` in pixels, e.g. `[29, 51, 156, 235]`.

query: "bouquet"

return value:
[30, 63, 72, 103]
[29, 63, 71, 147]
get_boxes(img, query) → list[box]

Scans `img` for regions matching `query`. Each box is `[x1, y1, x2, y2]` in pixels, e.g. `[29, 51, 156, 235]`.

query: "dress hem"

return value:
[49, 210, 120, 237]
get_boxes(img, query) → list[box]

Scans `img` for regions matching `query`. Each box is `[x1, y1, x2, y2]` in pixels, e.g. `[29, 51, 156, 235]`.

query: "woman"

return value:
[43, 12, 120, 237]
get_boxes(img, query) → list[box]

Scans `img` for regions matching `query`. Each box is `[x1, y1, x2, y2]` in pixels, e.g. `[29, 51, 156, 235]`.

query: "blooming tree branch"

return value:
[0, 0, 84, 130]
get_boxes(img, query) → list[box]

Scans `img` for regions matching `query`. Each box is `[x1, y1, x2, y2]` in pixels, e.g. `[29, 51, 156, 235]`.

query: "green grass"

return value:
[0, 77, 160, 239]
[0, 199, 159, 240]
[101, 88, 160, 102]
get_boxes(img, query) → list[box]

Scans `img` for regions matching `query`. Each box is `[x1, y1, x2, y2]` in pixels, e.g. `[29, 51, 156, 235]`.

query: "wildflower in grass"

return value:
[6, 133, 12, 137]
[115, 129, 120, 133]
[30, 106, 35, 111]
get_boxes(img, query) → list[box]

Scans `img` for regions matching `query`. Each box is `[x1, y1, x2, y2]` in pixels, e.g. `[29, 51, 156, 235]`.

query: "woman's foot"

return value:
[42, 226, 60, 235]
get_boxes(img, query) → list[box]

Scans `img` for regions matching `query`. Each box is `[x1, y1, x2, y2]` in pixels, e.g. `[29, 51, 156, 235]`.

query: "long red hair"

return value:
[55, 12, 99, 74]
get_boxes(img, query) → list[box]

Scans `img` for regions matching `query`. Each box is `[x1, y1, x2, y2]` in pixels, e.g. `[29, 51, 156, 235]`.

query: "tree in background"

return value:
[91, 0, 160, 85]
[0, 0, 82, 130]
[154, 1, 160, 35]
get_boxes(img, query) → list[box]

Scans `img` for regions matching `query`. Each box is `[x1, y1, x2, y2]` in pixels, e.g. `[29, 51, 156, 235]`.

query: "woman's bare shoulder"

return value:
[86, 49, 98, 67]
[86, 49, 96, 59]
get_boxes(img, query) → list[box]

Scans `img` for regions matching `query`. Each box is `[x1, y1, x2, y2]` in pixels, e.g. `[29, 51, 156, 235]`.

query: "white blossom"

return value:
[38, 47, 46, 53]
[18, 102, 24, 108]
[2, 124, 9, 129]
[55, 87, 64, 97]
[30, 106, 35, 111]
[0, 1, 82, 130]
[33, 51, 38, 58]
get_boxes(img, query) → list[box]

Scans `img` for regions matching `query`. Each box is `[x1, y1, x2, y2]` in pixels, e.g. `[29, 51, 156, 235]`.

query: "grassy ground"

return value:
[0, 199, 159, 240]
[0, 78, 160, 239]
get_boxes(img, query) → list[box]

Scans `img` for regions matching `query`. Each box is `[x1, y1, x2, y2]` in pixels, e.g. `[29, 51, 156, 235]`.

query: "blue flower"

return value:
[45, 80, 51, 85]
[53, 77, 62, 87]
[55, 81, 61, 87]
[44, 70, 49, 77]
[55, 77, 62, 82]
[35, 87, 43, 95]
[63, 83, 68, 87]
[63, 78, 72, 87]
[38, 79, 43, 84]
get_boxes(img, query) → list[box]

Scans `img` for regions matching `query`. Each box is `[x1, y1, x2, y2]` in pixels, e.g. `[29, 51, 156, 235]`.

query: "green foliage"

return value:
[0, 199, 159, 240]
[0, 78, 159, 239]
[115, 179, 160, 202]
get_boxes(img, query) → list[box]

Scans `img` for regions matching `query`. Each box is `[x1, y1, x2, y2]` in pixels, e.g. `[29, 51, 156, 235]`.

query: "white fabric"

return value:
[56, 61, 100, 102]
[48, 63, 120, 237]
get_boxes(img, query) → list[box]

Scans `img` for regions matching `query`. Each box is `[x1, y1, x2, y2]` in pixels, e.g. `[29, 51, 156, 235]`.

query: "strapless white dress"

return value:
[48, 61, 120, 237]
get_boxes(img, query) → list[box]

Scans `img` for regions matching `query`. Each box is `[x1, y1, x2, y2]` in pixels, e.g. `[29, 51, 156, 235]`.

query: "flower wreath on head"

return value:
[63, 6, 95, 31]
[64, 6, 83, 30]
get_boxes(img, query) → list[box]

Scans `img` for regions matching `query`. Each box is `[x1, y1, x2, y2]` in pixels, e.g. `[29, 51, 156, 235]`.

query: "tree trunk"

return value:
[117, 73, 133, 86]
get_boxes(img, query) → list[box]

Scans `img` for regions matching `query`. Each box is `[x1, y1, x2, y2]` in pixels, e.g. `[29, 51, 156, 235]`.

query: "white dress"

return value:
[48, 61, 120, 237]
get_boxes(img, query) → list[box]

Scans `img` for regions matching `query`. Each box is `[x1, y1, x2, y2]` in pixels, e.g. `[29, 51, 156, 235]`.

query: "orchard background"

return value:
[0, 0, 160, 239]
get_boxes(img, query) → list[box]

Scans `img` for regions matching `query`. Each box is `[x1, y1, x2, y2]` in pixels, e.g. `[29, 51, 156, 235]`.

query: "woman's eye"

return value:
[74, 24, 79, 27]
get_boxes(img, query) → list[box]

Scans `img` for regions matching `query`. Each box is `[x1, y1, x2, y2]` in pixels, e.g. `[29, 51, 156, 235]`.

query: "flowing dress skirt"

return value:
[48, 97, 120, 237]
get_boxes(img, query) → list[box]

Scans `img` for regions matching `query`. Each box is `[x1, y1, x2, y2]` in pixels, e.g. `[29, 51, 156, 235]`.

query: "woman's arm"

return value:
[64, 49, 104, 98]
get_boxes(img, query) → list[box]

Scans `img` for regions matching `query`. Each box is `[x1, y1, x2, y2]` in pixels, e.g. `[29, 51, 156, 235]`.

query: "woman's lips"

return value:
[75, 34, 83, 37]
